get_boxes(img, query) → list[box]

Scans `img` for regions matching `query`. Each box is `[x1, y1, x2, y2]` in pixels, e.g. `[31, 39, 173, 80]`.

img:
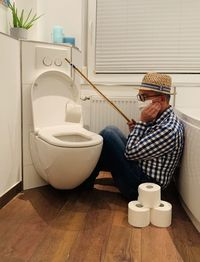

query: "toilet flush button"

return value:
[43, 56, 52, 66]
[54, 58, 62, 66]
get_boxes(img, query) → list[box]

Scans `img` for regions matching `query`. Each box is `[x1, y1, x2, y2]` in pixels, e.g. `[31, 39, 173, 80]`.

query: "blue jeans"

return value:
[82, 126, 155, 200]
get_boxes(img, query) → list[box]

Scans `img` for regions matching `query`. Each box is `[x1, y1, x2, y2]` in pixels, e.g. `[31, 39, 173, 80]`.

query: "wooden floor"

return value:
[0, 172, 200, 262]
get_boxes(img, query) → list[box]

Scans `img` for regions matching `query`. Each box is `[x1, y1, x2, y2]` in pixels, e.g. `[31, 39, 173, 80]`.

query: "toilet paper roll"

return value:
[65, 103, 82, 123]
[128, 200, 150, 227]
[138, 183, 161, 208]
[150, 200, 172, 227]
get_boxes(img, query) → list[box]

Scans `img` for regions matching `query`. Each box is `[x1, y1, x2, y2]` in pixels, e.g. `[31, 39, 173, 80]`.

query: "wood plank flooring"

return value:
[0, 172, 199, 262]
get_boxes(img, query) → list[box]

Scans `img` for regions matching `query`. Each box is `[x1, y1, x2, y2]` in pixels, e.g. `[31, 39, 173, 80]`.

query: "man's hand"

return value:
[140, 102, 161, 123]
[127, 119, 136, 132]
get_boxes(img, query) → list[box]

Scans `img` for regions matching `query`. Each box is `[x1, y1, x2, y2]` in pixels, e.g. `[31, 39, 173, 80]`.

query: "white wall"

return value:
[15, 0, 83, 48]
[37, 0, 82, 49]
[0, 3, 9, 33]
[0, 33, 21, 197]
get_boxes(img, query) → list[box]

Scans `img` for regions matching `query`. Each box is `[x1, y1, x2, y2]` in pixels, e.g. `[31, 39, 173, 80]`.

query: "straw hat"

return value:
[139, 72, 174, 95]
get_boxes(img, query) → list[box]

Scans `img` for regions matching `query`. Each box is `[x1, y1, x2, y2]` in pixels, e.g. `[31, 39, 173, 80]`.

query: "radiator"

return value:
[89, 96, 140, 136]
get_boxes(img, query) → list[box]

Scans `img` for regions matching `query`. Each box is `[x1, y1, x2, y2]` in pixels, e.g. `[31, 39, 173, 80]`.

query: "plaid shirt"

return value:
[125, 106, 184, 188]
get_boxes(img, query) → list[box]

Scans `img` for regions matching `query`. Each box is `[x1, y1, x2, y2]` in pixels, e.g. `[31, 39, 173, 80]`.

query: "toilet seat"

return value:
[37, 125, 103, 148]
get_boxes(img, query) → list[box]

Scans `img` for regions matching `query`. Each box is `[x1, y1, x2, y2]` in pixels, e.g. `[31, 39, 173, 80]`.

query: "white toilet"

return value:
[30, 70, 103, 189]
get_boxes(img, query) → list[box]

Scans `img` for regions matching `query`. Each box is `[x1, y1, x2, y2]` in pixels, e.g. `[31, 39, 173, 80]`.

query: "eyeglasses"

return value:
[137, 94, 161, 102]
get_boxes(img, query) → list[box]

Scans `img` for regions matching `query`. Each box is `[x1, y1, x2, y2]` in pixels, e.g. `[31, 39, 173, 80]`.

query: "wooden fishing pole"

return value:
[65, 58, 131, 122]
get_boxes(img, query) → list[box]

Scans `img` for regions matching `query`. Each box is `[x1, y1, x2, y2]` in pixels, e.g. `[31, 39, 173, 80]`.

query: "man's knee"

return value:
[100, 126, 126, 152]
[100, 126, 117, 137]
[100, 125, 123, 138]
[100, 125, 119, 133]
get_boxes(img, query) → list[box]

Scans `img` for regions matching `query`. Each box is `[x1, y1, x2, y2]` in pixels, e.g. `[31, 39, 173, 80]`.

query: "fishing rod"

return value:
[65, 58, 131, 122]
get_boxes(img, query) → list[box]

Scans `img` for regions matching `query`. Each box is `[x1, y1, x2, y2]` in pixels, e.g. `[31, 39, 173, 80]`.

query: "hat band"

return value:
[141, 83, 170, 93]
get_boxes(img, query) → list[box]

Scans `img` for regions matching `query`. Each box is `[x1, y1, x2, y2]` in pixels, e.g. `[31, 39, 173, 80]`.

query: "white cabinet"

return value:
[0, 33, 22, 197]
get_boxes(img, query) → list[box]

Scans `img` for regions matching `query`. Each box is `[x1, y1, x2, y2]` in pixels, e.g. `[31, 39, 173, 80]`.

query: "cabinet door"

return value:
[0, 34, 21, 196]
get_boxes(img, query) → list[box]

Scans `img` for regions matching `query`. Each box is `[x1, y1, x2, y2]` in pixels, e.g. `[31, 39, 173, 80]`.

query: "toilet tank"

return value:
[31, 70, 80, 131]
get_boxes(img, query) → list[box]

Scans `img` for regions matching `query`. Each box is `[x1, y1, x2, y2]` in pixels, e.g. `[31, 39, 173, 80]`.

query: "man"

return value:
[82, 72, 184, 200]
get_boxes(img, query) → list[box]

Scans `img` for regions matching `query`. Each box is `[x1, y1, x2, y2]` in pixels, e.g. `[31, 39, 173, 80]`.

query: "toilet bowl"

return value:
[30, 70, 103, 189]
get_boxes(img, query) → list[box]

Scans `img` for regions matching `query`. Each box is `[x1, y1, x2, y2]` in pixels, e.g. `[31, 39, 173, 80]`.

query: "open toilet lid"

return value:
[31, 70, 80, 132]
